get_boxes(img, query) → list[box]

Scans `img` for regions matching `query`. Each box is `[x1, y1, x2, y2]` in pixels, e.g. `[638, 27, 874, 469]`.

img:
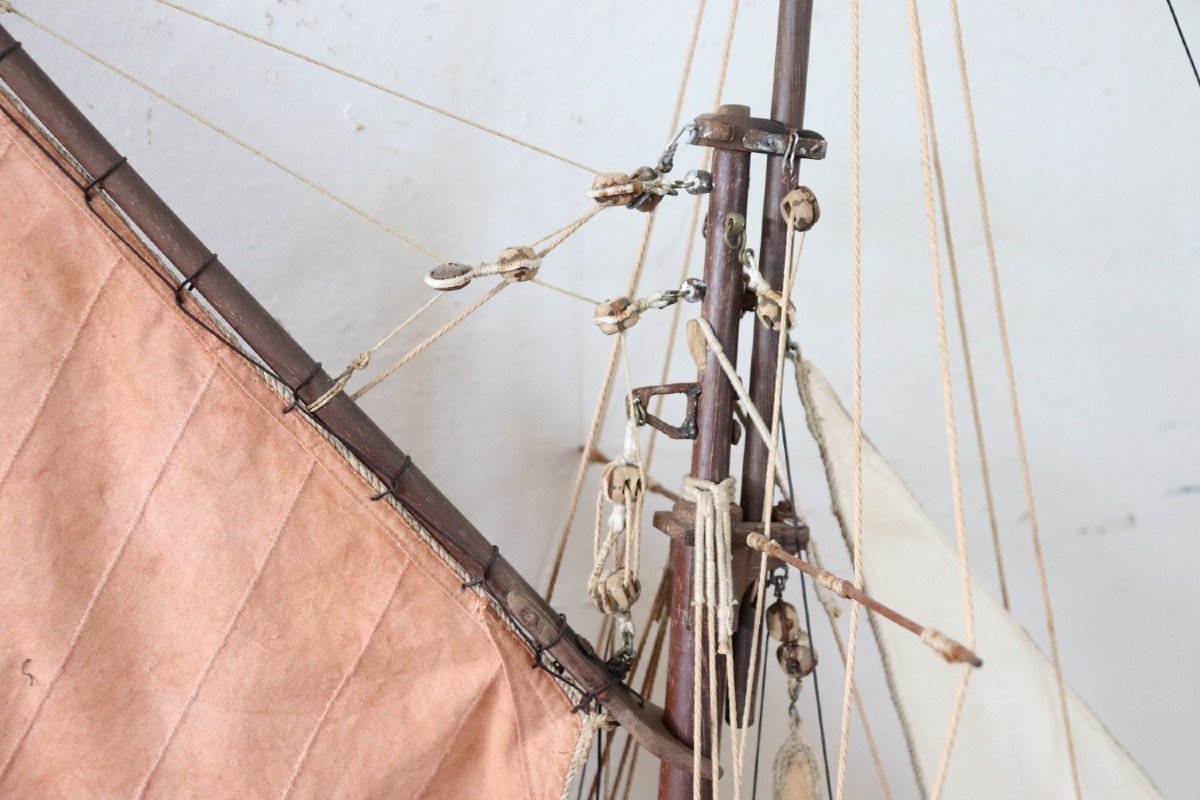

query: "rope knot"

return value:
[681, 475, 737, 510]
[307, 350, 370, 413]
[681, 475, 738, 655]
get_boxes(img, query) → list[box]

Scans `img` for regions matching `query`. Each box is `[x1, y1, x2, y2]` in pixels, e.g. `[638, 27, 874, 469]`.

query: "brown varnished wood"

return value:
[0, 23, 712, 781]
[659, 104, 752, 800]
[733, 0, 817, 725]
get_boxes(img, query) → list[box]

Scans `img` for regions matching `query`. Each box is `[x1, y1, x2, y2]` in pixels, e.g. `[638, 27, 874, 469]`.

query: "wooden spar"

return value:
[733, 0, 817, 722]
[747, 534, 983, 668]
[0, 22, 713, 781]
[660, 104, 753, 800]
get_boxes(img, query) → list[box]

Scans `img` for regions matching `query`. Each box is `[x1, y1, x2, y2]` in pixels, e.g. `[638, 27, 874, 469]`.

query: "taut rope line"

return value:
[916, 27, 1009, 611]
[732, 206, 804, 798]
[945, 0, 1083, 793]
[322, 203, 606, 405]
[907, 3, 977, 796]
[152, 0, 602, 174]
[351, 283, 505, 400]
[6, 7, 443, 262]
[544, 0, 727, 603]
[806, 539, 895, 800]
[833, 0, 865, 794]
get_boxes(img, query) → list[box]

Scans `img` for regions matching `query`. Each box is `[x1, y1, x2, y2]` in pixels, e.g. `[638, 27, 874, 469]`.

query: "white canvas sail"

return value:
[798, 362, 1161, 799]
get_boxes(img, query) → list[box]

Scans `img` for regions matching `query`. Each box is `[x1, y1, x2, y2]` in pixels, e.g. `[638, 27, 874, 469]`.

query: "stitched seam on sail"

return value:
[0, 254, 120, 488]
[0, 88, 581, 711]
[133, 459, 319, 799]
[408, 666, 505, 799]
[480, 613, 546, 800]
[279, 556, 413, 799]
[0, 364, 218, 787]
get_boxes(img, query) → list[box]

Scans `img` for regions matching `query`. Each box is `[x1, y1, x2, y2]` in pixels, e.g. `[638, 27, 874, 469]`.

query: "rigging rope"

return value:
[5, 7, 444, 262]
[151, 0, 602, 174]
[779, 414, 836, 800]
[532, 277, 602, 306]
[833, 0, 865, 794]
[791, 346, 928, 795]
[730, 192, 806, 800]
[544, 0, 725, 603]
[906, 3, 977, 796]
[945, 0, 1083, 793]
[916, 31, 1009, 611]
[1164, 0, 1200, 91]
[351, 282, 505, 400]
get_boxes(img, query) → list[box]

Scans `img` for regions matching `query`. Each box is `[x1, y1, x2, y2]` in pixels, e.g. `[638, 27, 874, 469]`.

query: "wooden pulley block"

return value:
[755, 291, 796, 331]
[425, 262, 473, 291]
[602, 570, 641, 612]
[777, 629, 817, 679]
[497, 245, 540, 283]
[587, 167, 663, 212]
[594, 296, 640, 335]
[780, 186, 820, 232]
[603, 462, 644, 503]
[766, 599, 802, 642]
[590, 172, 635, 207]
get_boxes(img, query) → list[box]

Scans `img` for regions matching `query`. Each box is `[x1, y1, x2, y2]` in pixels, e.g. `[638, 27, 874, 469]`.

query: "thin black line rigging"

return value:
[1165, 0, 1200, 91]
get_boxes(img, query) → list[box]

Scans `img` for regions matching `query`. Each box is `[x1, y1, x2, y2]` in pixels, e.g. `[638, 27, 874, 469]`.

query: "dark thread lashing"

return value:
[369, 454, 412, 501]
[174, 252, 218, 305]
[531, 613, 569, 674]
[283, 361, 323, 414]
[571, 674, 618, 714]
[0, 41, 22, 64]
[461, 544, 499, 590]
[82, 155, 127, 200]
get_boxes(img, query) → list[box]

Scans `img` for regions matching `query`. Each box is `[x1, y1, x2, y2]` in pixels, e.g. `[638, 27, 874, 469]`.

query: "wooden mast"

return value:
[661, 2, 816, 797]
[733, 0, 816, 720]
[660, 103, 752, 800]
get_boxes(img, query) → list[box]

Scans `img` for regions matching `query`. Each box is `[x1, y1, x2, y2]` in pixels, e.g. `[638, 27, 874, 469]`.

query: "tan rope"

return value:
[530, 277, 600, 306]
[691, 319, 792, 493]
[711, 0, 743, 109]
[306, 294, 444, 412]
[7, 7, 443, 262]
[152, 0, 601, 174]
[732, 201, 805, 799]
[791, 346, 929, 792]
[329, 203, 601, 403]
[617, 336, 647, 584]
[642, 0, 739, 469]
[535, 206, 606, 257]
[611, 568, 672, 800]
[545, 335, 621, 602]
[906, 3, 976, 795]
[643, 193, 704, 471]
[834, 0, 865, 794]
[921, 84, 1009, 610]
[351, 283, 505, 400]
[808, 541, 895, 800]
[544, 0, 717, 603]
[944, 0, 1082, 793]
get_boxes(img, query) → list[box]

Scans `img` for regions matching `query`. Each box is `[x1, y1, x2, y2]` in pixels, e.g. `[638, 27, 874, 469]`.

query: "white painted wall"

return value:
[8, 0, 1196, 795]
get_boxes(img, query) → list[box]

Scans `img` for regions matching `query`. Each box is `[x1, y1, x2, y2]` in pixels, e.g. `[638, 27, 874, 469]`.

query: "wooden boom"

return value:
[0, 20, 712, 782]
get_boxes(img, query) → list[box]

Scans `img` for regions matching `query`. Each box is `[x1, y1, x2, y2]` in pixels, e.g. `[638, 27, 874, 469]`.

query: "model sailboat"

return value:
[0, 1, 1169, 798]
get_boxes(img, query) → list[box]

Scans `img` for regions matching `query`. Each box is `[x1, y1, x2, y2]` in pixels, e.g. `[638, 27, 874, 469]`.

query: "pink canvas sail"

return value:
[0, 104, 581, 799]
